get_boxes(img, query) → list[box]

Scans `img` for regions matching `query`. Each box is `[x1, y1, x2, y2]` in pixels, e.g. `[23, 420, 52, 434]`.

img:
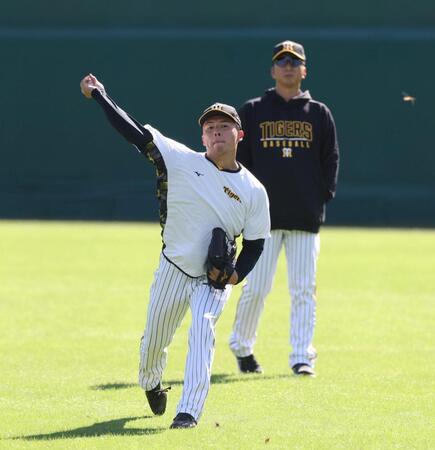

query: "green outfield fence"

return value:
[1, 1, 434, 226]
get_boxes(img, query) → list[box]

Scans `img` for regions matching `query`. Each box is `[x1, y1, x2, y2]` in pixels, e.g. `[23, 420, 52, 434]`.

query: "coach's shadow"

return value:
[212, 373, 293, 383]
[91, 372, 292, 391]
[14, 416, 164, 441]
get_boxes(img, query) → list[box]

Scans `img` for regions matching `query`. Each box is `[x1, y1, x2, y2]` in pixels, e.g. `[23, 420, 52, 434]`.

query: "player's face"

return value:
[271, 55, 307, 89]
[202, 116, 243, 156]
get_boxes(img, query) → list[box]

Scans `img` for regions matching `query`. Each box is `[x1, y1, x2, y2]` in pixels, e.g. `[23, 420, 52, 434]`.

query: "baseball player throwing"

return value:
[80, 74, 270, 429]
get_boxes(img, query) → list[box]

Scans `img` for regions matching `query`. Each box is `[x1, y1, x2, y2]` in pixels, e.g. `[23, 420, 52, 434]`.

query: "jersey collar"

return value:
[205, 154, 242, 173]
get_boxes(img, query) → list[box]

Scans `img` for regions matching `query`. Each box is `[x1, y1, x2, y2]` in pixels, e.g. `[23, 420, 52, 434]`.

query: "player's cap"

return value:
[198, 102, 242, 128]
[272, 40, 306, 62]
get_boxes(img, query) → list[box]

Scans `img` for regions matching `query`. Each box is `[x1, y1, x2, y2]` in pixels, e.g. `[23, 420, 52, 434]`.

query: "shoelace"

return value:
[156, 386, 171, 394]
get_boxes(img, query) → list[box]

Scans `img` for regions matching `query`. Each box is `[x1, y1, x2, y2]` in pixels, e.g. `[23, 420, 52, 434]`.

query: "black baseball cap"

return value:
[198, 102, 242, 128]
[272, 40, 306, 62]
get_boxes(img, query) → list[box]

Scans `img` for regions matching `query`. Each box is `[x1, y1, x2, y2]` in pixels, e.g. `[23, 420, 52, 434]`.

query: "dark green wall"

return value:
[1, 1, 435, 225]
[1, 0, 434, 27]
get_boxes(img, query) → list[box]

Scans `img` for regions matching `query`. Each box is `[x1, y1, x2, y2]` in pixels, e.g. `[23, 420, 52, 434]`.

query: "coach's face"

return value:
[271, 55, 307, 89]
[202, 116, 244, 157]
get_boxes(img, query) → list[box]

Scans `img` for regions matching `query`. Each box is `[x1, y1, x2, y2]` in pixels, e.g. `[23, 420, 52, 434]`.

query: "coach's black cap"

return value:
[198, 102, 242, 128]
[272, 40, 306, 62]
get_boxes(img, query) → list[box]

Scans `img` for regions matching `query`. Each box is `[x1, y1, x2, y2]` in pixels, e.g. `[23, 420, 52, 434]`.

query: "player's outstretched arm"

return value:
[79, 73, 153, 150]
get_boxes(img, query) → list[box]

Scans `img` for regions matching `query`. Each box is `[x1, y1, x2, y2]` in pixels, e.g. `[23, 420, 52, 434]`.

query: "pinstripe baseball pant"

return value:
[229, 230, 319, 367]
[139, 254, 232, 421]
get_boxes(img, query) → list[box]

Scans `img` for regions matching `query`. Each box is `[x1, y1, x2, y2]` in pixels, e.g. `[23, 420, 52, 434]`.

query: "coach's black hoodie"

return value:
[237, 88, 339, 233]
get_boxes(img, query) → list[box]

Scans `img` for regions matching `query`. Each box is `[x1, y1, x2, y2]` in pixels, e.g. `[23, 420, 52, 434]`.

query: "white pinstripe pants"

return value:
[139, 254, 232, 421]
[229, 230, 320, 367]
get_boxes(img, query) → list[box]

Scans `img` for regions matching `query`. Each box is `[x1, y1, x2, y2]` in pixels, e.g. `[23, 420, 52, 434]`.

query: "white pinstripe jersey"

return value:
[145, 125, 271, 277]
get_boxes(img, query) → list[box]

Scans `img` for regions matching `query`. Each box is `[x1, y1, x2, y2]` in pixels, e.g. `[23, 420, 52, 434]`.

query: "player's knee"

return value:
[290, 286, 316, 304]
[190, 318, 216, 344]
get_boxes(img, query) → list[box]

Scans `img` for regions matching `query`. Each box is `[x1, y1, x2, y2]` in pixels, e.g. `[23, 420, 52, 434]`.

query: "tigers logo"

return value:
[283, 42, 294, 53]
[223, 186, 241, 203]
[259, 120, 313, 150]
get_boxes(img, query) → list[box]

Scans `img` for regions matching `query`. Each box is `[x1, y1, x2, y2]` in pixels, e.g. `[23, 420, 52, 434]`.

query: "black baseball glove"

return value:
[206, 228, 237, 290]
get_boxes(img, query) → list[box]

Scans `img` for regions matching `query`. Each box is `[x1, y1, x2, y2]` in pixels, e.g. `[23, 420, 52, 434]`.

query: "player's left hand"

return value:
[80, 73, 105, 99]
[208, 266, 238, 286]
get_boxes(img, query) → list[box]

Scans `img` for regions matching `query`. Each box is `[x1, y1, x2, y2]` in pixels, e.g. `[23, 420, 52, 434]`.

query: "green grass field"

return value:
[0, 221, 434, 449]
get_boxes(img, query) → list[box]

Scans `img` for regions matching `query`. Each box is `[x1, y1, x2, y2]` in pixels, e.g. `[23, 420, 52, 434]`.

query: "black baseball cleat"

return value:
[236, 354, 263, 373]
[146, 383, 170, 415]
[292, 363, 316, 377]
[170, 412, 197, 429]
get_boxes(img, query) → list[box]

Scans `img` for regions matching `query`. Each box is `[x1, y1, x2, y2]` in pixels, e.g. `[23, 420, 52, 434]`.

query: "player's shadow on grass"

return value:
[91, 373, 293, 391]
[90, 382, 138, 390]
[13, 416, 165, 441]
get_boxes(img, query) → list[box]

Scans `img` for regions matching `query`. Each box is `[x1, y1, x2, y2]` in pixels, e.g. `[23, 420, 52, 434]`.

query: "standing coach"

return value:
[229, 40, 339, 377]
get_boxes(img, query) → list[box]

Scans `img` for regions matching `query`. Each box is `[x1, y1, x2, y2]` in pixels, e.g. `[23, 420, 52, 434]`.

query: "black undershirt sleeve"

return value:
[91, 88, 153, 153]
[234, 238, 265, 283]
[91, 88, 168, 229]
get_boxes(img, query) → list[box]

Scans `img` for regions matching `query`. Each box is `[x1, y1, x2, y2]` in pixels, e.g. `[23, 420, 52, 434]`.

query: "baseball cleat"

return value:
[292, 363, 316, 377]
[236, 354, 263, 373]
[146, 383, 170, 415]
[170, 412, 197, 429]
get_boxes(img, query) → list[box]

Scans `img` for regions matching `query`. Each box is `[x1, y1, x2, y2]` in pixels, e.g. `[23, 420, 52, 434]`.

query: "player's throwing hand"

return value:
[80, 73, 105, 98]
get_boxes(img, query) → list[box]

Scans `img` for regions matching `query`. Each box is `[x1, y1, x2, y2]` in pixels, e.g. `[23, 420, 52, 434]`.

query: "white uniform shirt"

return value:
[145, 125, 271, 277]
